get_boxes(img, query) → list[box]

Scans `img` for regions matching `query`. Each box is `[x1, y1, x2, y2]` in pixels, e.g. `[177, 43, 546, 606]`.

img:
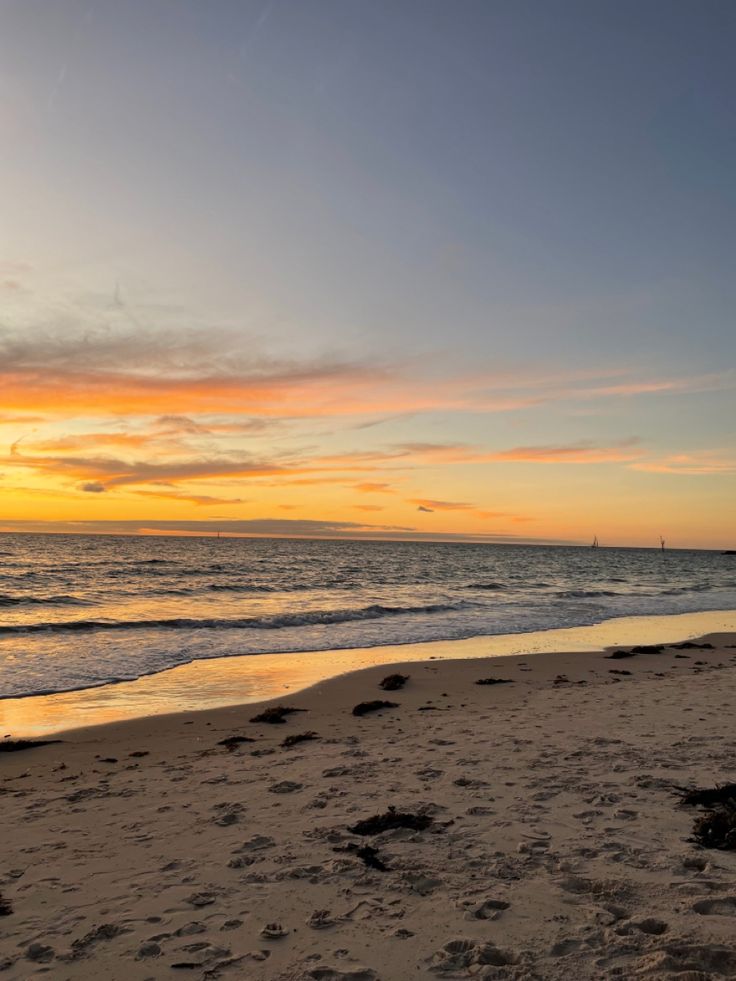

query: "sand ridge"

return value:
[2, 634, 736, 979]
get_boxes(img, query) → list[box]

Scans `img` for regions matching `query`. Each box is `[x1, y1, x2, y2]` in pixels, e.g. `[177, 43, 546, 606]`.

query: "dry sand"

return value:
[2, 633, 736, 980]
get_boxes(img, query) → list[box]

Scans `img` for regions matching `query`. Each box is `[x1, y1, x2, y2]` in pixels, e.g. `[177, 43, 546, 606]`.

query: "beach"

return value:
[2, 630, 736, 980]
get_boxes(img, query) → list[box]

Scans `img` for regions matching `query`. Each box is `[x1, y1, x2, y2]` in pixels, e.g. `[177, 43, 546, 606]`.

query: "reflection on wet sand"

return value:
[3, 609, 735, 736]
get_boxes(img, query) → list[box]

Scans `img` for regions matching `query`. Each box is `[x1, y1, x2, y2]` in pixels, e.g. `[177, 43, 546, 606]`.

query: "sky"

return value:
[0, 0, 734, 548]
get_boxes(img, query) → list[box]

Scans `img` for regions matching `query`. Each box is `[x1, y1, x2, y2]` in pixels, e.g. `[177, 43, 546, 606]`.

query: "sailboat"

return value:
[660, 536, 665, 551]
[591, 535, 599, 549]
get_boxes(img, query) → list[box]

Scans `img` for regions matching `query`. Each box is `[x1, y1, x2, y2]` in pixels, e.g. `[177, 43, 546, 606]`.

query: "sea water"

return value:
[1, 534, 734, 698]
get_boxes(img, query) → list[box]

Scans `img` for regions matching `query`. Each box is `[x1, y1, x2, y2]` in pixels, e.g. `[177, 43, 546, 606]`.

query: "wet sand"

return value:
[3, 609, 736, 736]
[2, 630, 736, 979]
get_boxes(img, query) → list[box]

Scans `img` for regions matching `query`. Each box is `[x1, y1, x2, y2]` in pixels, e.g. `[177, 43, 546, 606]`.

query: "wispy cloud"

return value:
[131, 489, 246, 506]
[485, 438, 644, 465]
[629, 453, 736, 475]
[0, 518, 572, 545]
[7, 441, 290, 488]
[354, 482, 394, 493]
[410, 498, 474, 511]
[0, 413, 45, 425]
[1, 325, 729, 423]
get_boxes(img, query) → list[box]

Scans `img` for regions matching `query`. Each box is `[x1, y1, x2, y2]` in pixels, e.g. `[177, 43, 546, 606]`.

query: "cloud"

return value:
[417, 505, 434, 513]
[629, 453, 736, 475]
[354, 504, 385, 511]
[131, 489, 246, 506]
[0, 518, 573, 544]
[7, 440, 290, 488]
[354, 482, 394, 493]
[1, 324, 729, 423]
[0, 413, 46, 425]
[410, 498, 475, 511]
[484, 438, 643, 465]
[80, 482, 106, 493]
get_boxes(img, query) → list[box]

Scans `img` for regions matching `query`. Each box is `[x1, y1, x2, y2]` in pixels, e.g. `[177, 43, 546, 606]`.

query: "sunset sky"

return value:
[1, 0, 734, 548]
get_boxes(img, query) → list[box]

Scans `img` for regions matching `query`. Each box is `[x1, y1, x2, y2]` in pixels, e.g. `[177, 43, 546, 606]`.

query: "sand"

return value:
[2, 633, 736, 980]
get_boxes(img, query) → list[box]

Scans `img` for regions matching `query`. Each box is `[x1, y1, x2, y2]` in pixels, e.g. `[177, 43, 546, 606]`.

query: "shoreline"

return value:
[1, 626, 735, 978]
[2, 608, 736, 738]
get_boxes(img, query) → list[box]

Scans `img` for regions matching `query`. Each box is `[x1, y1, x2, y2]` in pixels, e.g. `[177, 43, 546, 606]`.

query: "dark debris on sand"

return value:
[348, 805, 433, 836]
[678, 783, 736, 850]
[692, 807, 736, 850]
[678, 784, 736, 808]
[281, 731, 320, 749]
[352, 700, 398, 717]
[379, 673, 409, 691]
[250, 706, 307, 724]
[0, 738, 61, 753]
[334, 842, 389, 871]
[630, 644, 665, 654]
[671, 641, 714, 650]
[607, 650, 638, 660]
[475, 678, 514, 686]
[0, 894, 12, 916]
[218, 735, 256, 750]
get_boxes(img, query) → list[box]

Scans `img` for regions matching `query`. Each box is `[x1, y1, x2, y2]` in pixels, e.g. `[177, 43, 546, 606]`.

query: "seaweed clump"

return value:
[348, 805, 433, 836]
[0, 738, 61, 753]
[672, 641, 714, 650]
[0, 893, 12, 916]
[379, 673, 409, 691]
[475, 678, 513, 686]
[630, 644, 665, 654]
[217, 735, 256, 750]
[692, 808, 736, 850]
[352, 700, 398, 717]
[281, 731, 320, 749]
[607, 649, 637, 660]
[679, 783, 736, 850]
[334, 842, 389, 871]
[679, 784, 736, 808]
[250, 706, 307, 725]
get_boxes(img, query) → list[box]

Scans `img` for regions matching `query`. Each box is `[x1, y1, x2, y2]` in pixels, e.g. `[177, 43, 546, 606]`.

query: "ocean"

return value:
[0, 533, 735, 700]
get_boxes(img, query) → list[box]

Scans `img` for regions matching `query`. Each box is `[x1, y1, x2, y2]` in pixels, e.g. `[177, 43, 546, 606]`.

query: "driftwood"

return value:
[475, 678, 513, 686]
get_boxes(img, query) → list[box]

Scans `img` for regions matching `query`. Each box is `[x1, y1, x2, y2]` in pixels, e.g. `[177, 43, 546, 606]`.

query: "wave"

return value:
[207, 582, 277, 593]
[0, 601, 470, 635]
[467, 582, 506, 591]
[0, 593, 89, 608]
[660, 583, 713, 595]
[555, 589, 620, 599]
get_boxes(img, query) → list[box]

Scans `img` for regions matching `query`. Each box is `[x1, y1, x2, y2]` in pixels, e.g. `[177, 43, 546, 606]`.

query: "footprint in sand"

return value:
[269, 780, 303, 794]
[635, 943, 736, 976]
[26, 943, 55, 963]
[461, 897, 510, 921]
[300, 969, 377, 981]
[693, 897, 736, 916]
[428, 939, 517, 973]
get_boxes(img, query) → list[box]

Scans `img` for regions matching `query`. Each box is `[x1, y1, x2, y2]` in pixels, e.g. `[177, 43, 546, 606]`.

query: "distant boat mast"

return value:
[660, 536, 665, 551]
[592, 535, 599, 549]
